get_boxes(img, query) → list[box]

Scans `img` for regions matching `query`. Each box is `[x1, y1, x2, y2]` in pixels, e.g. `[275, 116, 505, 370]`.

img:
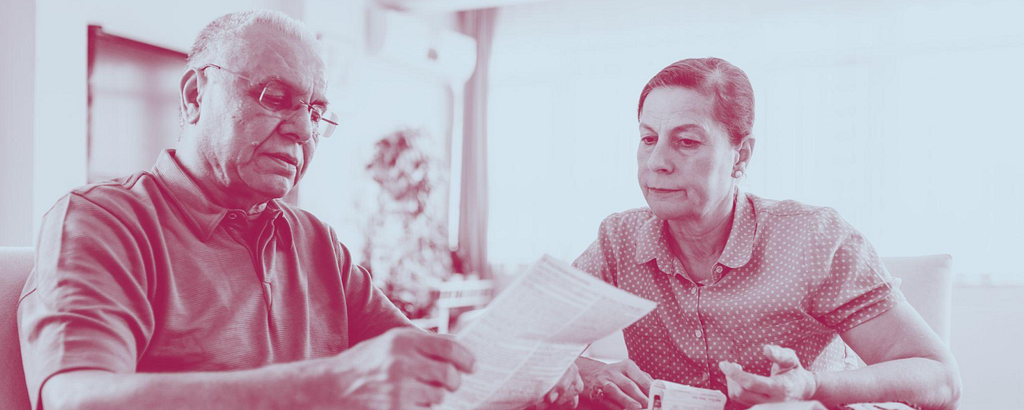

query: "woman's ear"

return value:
[179, 67, 207, 125]
[735, 137, 756, 170]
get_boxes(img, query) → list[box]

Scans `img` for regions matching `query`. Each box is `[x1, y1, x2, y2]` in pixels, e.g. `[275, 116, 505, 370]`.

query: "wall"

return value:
[0, 0, 36, 247]
[487, 0, 1024, 278]
[488, 0, 1024, 408]
[15, 0, 304, 243]
[950, 281, 1024, 409]
[15, 0, 461, 257]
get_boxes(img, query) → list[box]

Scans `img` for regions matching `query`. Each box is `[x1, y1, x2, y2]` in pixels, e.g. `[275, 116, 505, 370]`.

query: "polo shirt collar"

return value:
[152, 149, 286, 242]
[718, 189, 757, 269]
[633, 188, 758, 271]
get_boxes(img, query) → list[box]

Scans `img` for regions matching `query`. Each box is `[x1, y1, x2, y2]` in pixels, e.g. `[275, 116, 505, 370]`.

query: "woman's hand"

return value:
[577, 358, 653, 410]
[528, 363, 584, 409]
[719, 345, 818, 407]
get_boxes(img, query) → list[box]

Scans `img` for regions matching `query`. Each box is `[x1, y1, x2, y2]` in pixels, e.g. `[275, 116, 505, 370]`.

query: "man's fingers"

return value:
[413, 333, 476, 373]
[622, 361, 654, 394]
[408, 381, 447, 407]
[414, 359, 461, 392]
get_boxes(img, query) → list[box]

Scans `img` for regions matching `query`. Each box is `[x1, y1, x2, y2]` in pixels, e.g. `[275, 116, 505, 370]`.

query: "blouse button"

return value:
[715, 265, 723, 273]
[690, 287, 698, 295]
[695, 329, 702, 338]
[227, 213, 238, 220]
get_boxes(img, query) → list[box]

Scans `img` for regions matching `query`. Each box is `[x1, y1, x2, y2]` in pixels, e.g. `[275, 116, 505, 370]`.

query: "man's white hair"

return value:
[186, 10, 322, 69]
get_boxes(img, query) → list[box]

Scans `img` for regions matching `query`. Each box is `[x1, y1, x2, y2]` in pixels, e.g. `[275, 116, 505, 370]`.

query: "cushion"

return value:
[0, 247, 34, 410]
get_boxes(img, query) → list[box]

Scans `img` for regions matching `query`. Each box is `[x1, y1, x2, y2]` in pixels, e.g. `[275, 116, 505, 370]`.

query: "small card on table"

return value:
[647, 380, 726, 410]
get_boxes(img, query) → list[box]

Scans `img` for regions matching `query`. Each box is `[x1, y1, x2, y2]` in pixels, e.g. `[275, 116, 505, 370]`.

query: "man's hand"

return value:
[577, 359, 653, 410]
[322, 327, 476, 409]
[528, 363, 584, 409]
[719, 345, 817, 407]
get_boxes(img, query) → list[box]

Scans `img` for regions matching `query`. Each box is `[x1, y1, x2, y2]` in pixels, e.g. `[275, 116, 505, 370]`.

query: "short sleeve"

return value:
[572, 215, 620, 287]
[808, 209, 906, 333]
[333, 229, 411, 345]
[17, 193, 155, 410]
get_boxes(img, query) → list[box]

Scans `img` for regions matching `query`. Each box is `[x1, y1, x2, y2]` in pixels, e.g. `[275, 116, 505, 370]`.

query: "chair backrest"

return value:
[0, 247, 34, 410]
[880, 254, 953, 344]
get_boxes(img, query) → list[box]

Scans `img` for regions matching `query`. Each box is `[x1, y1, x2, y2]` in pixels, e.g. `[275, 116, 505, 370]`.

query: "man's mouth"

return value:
[265, 153, 299, 168]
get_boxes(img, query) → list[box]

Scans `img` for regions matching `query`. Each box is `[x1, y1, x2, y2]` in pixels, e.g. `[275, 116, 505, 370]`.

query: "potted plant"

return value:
[363, 128, 453, 320]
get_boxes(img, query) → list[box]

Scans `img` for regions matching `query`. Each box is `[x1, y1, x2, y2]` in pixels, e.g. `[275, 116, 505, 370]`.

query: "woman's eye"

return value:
[677, 138, 698, 147]
[641, 135, 657, 145]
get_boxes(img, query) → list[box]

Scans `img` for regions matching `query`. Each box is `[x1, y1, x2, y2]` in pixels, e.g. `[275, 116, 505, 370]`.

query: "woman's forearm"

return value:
[812, 357, 961, 410]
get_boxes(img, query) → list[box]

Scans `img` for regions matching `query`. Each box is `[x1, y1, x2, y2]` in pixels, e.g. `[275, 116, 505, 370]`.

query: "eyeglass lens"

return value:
[258, 82, 337, 138]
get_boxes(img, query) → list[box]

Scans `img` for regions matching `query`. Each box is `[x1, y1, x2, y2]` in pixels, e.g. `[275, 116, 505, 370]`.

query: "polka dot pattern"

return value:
[573, 190, 904, 407]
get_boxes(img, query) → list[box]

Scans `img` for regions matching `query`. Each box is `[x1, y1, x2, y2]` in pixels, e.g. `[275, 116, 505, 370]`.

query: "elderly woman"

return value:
[571, 58, 961, 410]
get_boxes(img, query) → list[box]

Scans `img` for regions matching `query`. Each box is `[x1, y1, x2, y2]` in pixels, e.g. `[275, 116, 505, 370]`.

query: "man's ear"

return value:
[179, 67, 206, 125]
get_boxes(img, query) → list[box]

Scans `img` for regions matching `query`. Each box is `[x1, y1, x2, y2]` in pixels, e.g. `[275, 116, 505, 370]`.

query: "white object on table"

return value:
[646, 379, 725, 410]
[440, 255, 657, 410]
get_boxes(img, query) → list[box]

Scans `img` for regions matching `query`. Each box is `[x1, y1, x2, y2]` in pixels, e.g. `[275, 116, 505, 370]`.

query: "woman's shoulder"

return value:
[747, 193, 849, 233]
[597, 207, 657, 230]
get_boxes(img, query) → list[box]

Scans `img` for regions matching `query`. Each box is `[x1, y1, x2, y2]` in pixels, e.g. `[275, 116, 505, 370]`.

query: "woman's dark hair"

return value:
[638, 57, 754, 145]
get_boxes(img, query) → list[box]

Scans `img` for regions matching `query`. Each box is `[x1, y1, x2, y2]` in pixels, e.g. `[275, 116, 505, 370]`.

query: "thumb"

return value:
[763, 345, 801, 372]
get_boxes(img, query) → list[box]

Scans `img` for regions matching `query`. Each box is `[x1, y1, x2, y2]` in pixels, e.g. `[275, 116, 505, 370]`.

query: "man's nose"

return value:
[278, 108, 315, 144]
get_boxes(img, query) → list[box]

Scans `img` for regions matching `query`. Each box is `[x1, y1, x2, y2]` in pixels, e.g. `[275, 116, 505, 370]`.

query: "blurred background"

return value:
[1, 0, 1022, 407]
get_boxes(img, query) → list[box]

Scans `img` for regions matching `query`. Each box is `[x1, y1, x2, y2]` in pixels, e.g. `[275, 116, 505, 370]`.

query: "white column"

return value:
[32, 0, 89, 240]
[0, 0, 37, 247]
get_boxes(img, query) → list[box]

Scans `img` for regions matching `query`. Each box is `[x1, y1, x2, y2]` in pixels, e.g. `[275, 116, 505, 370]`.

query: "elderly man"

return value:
[18, 11, 579, 410]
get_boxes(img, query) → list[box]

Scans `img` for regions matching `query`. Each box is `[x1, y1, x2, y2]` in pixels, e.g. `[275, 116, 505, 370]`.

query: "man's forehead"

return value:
[225, 25, 328, 93]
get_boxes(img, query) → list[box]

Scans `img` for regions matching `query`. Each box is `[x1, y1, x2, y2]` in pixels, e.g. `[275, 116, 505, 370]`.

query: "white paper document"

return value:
[441, 255, 657, 410]
[647, 380, 726, 410]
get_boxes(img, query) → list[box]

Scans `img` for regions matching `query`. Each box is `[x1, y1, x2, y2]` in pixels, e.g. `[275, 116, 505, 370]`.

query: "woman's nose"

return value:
[647, 142, 674, 174]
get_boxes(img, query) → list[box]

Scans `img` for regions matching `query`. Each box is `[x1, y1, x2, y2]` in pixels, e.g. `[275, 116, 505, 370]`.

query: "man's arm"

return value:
[42, 327, 475, 410]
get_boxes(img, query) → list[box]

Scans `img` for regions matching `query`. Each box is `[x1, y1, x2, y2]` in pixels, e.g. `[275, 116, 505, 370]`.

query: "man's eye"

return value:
[309, 109, 322, 122]
[260, 85, 290, 110]
[641, 135, 657, 145]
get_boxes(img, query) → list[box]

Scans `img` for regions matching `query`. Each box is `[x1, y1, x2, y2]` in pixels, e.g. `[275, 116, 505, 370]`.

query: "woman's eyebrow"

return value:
[669, 124, 704, 136]
[639, 123, 705, 135]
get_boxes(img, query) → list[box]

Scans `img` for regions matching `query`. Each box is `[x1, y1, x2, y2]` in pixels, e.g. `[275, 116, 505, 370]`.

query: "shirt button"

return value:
[691, 287, 698, 295]
[695, 329, 702, 338]
[715, 265, 723, 273]
[227, 213, 238, 220]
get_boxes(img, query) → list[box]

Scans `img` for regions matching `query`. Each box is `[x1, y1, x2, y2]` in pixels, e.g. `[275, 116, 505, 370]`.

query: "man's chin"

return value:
[246, 179, 293, 201]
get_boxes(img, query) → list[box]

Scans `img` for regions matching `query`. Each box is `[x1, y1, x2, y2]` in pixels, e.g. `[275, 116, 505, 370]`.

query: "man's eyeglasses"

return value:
[200, 64, 339, 139]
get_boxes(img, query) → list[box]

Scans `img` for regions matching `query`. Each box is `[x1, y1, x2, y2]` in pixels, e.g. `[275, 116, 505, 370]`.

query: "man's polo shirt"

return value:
[18, 150, 411, 409]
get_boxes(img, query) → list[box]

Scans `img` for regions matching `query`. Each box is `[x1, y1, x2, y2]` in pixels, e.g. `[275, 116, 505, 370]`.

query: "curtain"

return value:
[456, 8, 498, 277]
